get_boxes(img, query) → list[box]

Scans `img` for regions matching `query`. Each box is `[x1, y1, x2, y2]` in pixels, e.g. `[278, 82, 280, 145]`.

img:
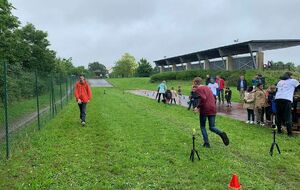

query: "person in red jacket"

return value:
[193, 77, 229, 148]
[216, 75, 225, 104]
[74, 74, 92, 126]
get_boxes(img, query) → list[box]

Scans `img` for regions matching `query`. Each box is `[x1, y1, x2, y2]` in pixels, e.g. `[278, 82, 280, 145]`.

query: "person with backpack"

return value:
[157, 81, 167, 103]
[165, 89, 172, 104]
[193, 77, 229, 148]
[265, 85, 276, 124]
[74, 74, 92, 126]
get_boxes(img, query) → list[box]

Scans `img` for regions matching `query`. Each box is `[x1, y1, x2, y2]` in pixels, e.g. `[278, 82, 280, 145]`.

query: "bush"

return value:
[150, 70, 245, 86]
[150, 69, 300, 87]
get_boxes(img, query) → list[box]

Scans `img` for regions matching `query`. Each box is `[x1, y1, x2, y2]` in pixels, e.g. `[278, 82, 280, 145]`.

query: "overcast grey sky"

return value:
[11, 0, 300, 68]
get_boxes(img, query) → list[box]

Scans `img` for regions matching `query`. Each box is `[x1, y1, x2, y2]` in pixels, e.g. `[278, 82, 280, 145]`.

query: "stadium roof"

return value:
[154, 39, 300, 66]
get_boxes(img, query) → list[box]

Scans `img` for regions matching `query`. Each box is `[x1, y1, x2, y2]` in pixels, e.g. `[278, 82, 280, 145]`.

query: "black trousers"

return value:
[275, 99, 292, 135]
[247, 109, 255, 121]
[78, 103, 87, 122]
[157, 93, 165, 103]
[171, 98, 176, 104]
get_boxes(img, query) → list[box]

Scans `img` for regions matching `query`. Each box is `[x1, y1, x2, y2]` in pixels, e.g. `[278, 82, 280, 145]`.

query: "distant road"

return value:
[88, 79, 113, 87]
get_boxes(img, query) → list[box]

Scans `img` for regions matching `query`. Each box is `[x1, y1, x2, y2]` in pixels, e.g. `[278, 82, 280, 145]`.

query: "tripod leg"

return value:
[190, 150, 194, 161]
[195, 150, 200, 160]
[270, 143, 275, 156]
[275, 143, 281, 154]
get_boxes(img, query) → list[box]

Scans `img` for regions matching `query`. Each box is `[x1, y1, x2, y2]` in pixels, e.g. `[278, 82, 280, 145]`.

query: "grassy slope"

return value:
[108, 78, 240, 102]
[0, 87, 299, 189]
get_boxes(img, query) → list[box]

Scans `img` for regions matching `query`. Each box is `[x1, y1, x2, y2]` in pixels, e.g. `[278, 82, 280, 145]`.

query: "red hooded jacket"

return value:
[74, 80, 92, 103]
[216, 78, 225, 90]
[195, 85, 216, 115]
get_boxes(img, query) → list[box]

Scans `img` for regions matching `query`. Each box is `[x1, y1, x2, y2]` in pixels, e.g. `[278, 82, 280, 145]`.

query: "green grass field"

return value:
[108, 77, 241, 102]
[0, 85, 299, 189]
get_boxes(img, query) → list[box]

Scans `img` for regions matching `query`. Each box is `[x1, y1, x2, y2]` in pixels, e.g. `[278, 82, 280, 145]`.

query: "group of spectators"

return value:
[238, 72, 299, 136]
[156, 71, 300, 137]
[156, 81, 183, 105]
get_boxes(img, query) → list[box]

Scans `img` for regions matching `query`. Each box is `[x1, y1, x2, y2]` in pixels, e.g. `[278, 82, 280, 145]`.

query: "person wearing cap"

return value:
[275, 72, 300, 136]
[193, 77, 229, 148]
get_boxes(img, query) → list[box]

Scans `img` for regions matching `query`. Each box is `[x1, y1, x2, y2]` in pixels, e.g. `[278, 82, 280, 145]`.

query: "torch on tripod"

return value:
[190, 129, 200, 161]
[270, 124, 281, 156]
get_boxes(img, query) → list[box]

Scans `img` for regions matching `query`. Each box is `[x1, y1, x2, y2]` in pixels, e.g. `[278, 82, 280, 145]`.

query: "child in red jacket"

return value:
[74, 74, 92, 126]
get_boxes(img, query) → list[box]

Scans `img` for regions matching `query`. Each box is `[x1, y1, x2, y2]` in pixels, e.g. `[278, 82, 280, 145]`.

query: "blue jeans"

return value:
[78, 103, 87, 122]
[199, 115, 222, 144]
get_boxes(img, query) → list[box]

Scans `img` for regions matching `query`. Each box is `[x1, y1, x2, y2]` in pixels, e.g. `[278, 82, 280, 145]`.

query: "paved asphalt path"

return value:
[88, 79, 113, 87]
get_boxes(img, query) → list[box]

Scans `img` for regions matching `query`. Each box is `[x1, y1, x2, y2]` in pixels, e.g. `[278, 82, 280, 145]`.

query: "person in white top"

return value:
[275, 72, 300, 136]
[207, 78, 219, 102]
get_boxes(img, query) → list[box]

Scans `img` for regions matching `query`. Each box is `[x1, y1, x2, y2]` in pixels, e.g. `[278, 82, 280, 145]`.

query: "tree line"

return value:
[0, 0, 88, 76]
[0, 0, 90, 102]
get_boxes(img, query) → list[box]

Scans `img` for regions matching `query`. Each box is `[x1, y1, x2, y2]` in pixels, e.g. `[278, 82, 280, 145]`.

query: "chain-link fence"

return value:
[0, 61, 76, 160]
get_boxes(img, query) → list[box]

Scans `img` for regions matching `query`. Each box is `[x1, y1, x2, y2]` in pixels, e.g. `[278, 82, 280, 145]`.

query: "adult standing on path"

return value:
[193, 77, 229, 148]
[74, 74, 92, 126]
[275, 72, 299, 136]
[157, 81, 167, 103]
[237, 75, 248, 101]
[216, 75, 225, 103]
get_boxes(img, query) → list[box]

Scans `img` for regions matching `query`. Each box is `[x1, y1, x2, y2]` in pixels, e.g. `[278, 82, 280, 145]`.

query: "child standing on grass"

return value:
[225, 87, 232, 107]
[177, 86, 182, 105]
[243, 86, 255, 124]
[170, 87, 177, 104]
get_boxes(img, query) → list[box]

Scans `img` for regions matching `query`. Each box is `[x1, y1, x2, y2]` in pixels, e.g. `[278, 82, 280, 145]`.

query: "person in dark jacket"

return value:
[187, 85, 199, 110]
[193, 77, 229, 148]
[74, 74, 92, 126]
[237, 75, 248, 101]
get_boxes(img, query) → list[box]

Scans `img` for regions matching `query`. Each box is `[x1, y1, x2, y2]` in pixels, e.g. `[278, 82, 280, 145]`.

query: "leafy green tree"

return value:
[136, 58, 153, 77]
[15, 23, 56, 72]
[88, 61, 108, 77]
[112, 53, 137, 77]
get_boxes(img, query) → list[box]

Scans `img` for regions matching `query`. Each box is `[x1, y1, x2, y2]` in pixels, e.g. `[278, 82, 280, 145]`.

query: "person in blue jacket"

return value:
[237, 75, 248, 101]
[157, 81, 167, 103]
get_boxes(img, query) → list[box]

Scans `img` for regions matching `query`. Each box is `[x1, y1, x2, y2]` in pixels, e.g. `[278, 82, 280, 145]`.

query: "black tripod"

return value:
[190, 134, 200, 161]
[269, 125, 281, 156]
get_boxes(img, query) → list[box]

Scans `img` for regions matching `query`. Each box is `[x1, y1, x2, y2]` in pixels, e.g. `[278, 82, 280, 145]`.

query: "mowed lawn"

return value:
[0, 87, 299, 189]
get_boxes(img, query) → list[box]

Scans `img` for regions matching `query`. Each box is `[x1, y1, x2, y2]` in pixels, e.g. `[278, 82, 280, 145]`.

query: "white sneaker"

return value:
[245, 120, 250, 124]
[250, 121, 254, 124]
[81, 121, 86, 126]
[260, 123, 265, 126]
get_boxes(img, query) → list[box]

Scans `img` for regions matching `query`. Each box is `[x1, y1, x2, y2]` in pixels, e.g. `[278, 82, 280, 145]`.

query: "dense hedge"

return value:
[150, 69, 300, 87]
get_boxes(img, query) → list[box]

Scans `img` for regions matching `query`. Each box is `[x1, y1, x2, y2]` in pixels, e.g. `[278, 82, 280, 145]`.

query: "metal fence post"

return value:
[66, 76, 69, 102]
[60, 74, 63, 110]
[35, 70, 41, 130]
[3, 61, 9, 159]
